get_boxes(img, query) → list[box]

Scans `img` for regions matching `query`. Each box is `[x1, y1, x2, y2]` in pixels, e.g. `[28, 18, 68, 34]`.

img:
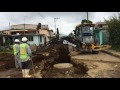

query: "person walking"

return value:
[20, 37, 32, 78]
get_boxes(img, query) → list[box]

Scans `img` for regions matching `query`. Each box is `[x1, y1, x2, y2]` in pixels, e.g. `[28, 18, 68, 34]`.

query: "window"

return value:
[26, 36, 33, 41]
[90, 27, 94, 34]
[82, 26, 90, 33]
[83, 36, 94, 43]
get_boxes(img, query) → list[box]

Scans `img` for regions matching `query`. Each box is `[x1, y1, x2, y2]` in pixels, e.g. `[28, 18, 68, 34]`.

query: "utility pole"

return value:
[54, 18, 60, 34]
[9, 22, 10, 29]
[24, 16, 27, 29]
[87, 12, 88, 23]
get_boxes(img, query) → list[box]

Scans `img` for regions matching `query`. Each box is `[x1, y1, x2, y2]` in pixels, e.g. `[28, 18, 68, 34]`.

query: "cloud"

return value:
[0, 12, 119, 35]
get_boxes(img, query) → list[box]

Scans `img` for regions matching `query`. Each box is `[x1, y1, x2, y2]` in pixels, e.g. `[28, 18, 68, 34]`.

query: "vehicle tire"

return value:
[92, 51, 99, 54]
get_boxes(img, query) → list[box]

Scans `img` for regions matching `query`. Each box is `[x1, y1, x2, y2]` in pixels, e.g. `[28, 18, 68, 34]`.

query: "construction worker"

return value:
[20, 37, 32, 78]
[13, 39, 22, 69]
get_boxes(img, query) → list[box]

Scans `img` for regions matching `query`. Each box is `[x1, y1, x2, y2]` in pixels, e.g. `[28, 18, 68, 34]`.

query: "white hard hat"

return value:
[15, 39, 20, 42]
[22, 37, 28, 42]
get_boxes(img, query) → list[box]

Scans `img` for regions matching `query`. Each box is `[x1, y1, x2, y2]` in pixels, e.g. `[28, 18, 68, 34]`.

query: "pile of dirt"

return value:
[32, 54, 50, 63]
[0, 53, 14, 61]
[40, 44, 89, 78]
[50, 44, 71, 63]
[0, 52, 51, 70]
[0, 53, 15, 70]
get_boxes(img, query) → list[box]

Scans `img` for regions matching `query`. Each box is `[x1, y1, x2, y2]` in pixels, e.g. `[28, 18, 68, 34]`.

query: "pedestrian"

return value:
[20, 37, 32, 78]
[13, 39, 22, 69]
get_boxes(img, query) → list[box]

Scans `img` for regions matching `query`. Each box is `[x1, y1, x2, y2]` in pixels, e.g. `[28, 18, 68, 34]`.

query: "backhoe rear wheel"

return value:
[92, 51, 99, 54]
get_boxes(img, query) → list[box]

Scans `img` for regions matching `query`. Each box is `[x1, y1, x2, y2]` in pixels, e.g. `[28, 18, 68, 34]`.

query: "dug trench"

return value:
[0, 45, 90, 78]
[40, 45, 89, 78]
[0, 53, 52, 78]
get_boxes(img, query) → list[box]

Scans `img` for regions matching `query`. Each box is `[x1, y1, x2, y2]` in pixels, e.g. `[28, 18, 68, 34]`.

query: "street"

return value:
[72, 52, 120, 78]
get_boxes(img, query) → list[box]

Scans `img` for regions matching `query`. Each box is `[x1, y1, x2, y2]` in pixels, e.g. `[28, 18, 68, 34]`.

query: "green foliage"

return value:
[0, 49, 13, 54]
[105, 13, 120, 47]
[81, 19, 93, 24]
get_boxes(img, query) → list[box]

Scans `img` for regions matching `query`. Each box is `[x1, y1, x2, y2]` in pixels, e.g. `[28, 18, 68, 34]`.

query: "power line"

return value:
[37, 12, 54, 27]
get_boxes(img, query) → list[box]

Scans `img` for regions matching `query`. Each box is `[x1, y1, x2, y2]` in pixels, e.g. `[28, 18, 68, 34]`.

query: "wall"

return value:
[27, 35, 44, 46]
[39, 29, 50, 42]
[39, 29, 50, 36]
[102, 31, 110, 44]
[95, 29, 109, 45]
[27, 36, 39, 46]
[11, 24, 37, 30]
[99, 31, 103, 45]
[41, 25, 49, 30]
[95, 29, 102, 45]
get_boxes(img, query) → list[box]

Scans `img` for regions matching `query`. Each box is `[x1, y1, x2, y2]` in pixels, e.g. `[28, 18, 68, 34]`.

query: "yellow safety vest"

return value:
[20, 43, 27, 60]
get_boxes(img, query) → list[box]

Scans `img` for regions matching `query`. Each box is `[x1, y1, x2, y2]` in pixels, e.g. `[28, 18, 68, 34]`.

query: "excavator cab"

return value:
[75, 24, 95, 44]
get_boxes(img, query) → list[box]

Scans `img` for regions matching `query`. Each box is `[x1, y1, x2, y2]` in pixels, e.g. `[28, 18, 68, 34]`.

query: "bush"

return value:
[105, 13, 120, 48]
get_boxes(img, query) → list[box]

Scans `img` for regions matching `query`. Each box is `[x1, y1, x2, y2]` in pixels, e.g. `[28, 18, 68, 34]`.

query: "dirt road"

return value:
[71, 52, 120, 78]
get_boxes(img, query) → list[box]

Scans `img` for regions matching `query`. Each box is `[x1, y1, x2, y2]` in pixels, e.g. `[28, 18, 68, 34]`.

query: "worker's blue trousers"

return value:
[15, 55, 22, 69]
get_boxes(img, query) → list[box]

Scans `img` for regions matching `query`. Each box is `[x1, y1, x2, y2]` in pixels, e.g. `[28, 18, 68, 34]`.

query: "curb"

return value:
[101, 50, 120, 58]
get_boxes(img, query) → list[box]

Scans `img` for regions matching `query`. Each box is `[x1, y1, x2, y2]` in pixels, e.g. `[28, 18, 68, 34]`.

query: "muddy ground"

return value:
[0, 51, 120, 78]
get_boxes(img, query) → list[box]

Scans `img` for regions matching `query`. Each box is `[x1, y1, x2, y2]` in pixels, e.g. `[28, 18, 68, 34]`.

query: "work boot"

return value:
[24, 69, 31, 78]
[22, 69, 26, 78]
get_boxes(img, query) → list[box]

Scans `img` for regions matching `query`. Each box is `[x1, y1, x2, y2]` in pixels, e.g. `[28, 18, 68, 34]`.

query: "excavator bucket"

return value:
[92, 45, 112, 51]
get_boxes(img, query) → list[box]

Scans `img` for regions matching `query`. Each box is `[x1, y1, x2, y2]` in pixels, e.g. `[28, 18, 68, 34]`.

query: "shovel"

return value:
[30, 56, 36, 78]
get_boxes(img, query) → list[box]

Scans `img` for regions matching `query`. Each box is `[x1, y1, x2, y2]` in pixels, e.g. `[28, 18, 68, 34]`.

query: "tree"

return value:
[105, 14, 120, 47]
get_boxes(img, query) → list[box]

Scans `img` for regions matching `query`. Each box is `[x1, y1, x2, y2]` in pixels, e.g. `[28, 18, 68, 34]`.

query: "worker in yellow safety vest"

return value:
[20, 37, 32, 78]
[13, 39, 22, 69]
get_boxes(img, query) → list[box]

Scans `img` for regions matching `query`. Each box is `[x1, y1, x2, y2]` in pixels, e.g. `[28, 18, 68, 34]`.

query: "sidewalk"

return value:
[101, 49, 120, 58]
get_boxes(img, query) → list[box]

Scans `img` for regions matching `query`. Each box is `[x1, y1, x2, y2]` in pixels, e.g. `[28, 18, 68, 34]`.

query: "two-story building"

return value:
[0, 23, 54, 46]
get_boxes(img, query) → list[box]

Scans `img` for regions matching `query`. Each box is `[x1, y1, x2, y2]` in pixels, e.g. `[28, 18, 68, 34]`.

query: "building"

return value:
[0, 23, 54, 46]
[95, 29, 110, 45]
[11, 24, 37, 30]
[94, 22, 109, 45]
[95, 22, 108, 29]
[0, 34, 11, 46]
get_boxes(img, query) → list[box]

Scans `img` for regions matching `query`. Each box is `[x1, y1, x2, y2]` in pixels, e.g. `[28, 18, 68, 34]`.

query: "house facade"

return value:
[95, 22, 108, 29]
[95, 22, 109, 45]
[0, 23, 54, 46]
[0, 34, 12, 46]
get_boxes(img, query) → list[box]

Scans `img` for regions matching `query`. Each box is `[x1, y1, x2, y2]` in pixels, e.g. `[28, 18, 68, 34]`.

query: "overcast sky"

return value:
[0, 12, 118, 35]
